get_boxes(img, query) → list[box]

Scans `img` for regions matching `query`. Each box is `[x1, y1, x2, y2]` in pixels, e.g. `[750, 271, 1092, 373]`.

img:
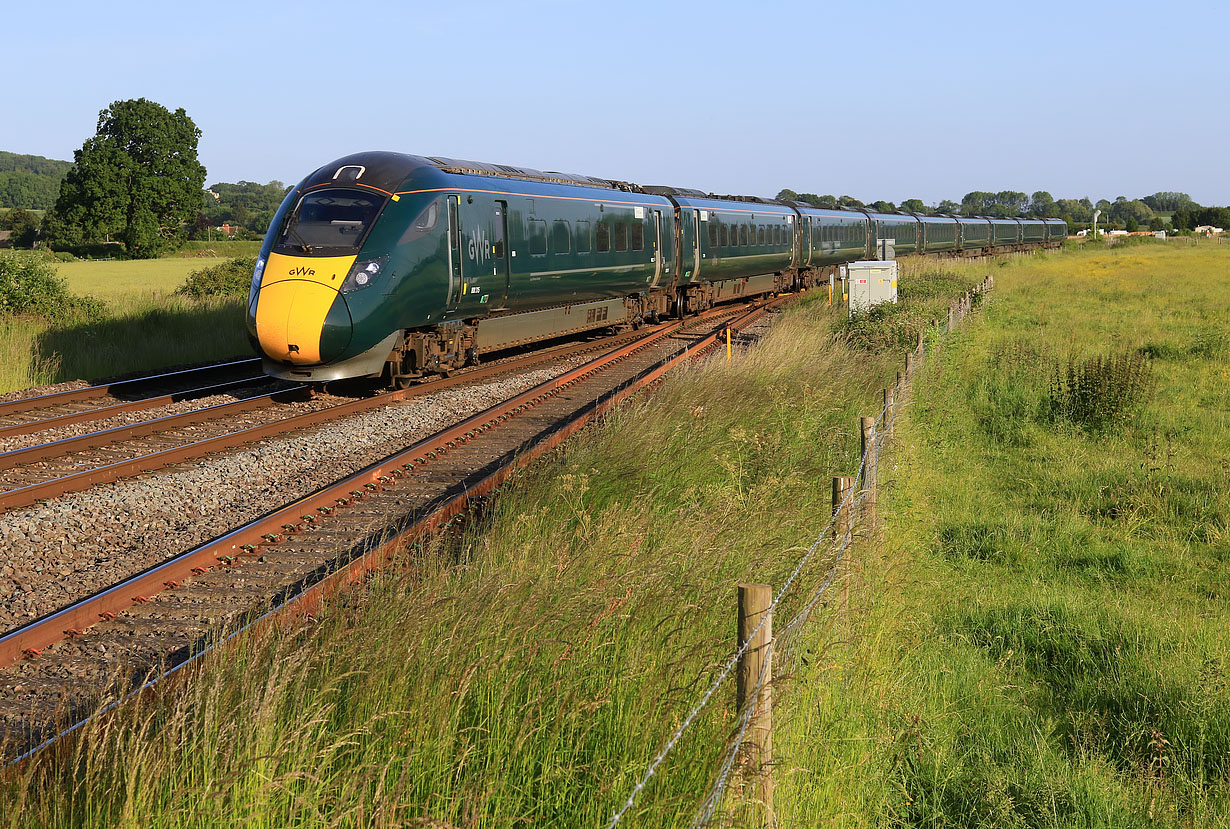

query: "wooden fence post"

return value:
[904, 350, 913, 377]
[737, 584, 774, 825]
[861, 416, 877, 530]
[832, 476, 853, 541]
[947, 306, 955, 333]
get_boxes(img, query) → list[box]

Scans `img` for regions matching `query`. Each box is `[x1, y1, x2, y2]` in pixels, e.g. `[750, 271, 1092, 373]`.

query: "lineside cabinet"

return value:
[848, 260, 898, 316]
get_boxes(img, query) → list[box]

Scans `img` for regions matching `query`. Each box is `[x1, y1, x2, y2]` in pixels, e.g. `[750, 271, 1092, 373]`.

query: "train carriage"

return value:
[1043, 218, 1068, 244]
[658, 193, 796, 310]
[868, 212, 921, 256]
[956, 216, 992, 252]
[990, 218, 1022, 249]
[918, 215, 959, 254]
[794, 206, 871, 267]
[1019, 218, 1047, 244]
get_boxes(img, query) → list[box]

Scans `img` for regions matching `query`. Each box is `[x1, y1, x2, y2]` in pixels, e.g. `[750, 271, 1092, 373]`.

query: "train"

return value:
[246, 152, 1065, 385]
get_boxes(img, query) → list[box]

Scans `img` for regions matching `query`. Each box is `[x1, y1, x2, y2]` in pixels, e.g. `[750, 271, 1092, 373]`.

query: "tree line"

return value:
[775, 189, 1220, 233]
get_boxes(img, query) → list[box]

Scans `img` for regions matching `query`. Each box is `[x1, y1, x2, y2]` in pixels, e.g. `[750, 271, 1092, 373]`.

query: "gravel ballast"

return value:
[0, 361, 587, 633]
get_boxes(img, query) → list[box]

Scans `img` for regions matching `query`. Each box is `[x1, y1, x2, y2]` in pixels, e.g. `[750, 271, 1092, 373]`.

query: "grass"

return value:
[0, 268, 975, 826]
[0, 256, 253, 392]
[775, 241, 1230, 825]
[56, 258, 223, 302]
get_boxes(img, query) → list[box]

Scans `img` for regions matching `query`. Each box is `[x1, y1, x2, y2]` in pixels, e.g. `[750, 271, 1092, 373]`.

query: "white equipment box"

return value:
[848, 260, 898, 316]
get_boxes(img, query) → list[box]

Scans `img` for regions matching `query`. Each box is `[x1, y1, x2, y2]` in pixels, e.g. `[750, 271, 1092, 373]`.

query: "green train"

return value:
[247, 152, 1064, 384]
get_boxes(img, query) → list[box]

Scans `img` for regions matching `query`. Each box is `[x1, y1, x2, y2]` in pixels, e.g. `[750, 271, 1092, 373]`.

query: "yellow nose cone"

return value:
[256, 280, 341, 364]
[254, 253, 356, 364]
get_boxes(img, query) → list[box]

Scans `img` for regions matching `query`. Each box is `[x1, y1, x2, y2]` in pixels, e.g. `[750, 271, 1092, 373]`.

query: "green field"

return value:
[0, 255, 250, 392]
[779, 242, 1230, 825]
[55, 258, 214, 302]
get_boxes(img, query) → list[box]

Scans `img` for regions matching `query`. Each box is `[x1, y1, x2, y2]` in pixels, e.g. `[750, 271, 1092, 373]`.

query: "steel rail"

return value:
[0, 358, 261, 421]
[0, 385, 310, 472]
[0, 376, 275, 441]
[0, 298, 776, 670]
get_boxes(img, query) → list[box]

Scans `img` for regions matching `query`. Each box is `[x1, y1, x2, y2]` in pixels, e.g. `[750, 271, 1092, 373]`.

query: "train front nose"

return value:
[253, 253, 356, 365]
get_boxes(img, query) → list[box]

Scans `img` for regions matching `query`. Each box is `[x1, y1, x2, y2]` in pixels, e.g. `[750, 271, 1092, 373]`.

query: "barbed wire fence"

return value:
[605, 276, 993, 829]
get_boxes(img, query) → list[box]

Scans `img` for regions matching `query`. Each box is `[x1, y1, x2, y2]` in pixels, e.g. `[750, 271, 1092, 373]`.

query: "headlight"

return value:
[248, 256, 266, 308]
[341, 257, 387, 293]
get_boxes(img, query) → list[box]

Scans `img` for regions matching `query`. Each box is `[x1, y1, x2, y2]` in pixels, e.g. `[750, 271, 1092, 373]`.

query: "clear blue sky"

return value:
[2, 0, 1225, 206]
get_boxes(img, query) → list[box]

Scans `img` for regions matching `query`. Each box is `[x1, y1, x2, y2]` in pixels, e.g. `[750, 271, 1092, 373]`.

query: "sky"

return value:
[2, 0, 1226, 206]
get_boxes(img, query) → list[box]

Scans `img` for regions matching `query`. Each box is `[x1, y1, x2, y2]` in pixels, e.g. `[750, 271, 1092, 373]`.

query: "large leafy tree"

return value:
[43, 99, 206, 257]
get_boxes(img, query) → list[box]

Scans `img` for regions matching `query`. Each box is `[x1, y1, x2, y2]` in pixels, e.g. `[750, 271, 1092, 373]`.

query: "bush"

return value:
[177, 256, 257, 298]
[1048, 351, 1154, 431]
[0, 250, 102, 322]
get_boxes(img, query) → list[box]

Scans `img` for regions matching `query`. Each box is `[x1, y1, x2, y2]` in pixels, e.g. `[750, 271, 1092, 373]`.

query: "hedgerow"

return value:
[0, 250, 102, 322]
[177, 256, 256, 298]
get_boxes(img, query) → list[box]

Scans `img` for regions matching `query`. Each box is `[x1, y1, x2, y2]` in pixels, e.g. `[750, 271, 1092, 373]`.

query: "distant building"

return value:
[1194, 225, 1224, 236]
[0, 231, 11, 249]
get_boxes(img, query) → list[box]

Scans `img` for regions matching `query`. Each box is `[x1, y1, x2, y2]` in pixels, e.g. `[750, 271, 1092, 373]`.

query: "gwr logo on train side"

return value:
[468, 229, 491, 262]
[289, 266, 316, 276]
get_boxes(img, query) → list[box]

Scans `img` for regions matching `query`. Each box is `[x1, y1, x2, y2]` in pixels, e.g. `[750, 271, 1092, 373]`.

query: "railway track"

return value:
[0, 358, 265, 441]
[0, 329, 670, 513]
[0, 296, 783, 756]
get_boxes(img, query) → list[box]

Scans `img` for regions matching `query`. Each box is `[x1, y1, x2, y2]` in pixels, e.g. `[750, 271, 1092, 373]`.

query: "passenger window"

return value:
[720, 224, 729, 246]
[758, 226, 765, 245]
[596, 221, 610, 252]
[528, 219, 547, 256]
[552, 220, 570, 254]
[575, 220, 591, 253]
[740, 225, 748, 246]
[709, 222, 718, 247]
[614, 222, 628, 251]
[631, 221, 643, 250]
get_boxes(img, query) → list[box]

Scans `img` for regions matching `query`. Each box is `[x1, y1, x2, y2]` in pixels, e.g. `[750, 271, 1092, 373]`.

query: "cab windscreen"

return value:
[274, 189, 385, 255]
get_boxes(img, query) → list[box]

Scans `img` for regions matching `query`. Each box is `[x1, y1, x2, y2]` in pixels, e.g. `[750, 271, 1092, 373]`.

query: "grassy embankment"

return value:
[0, 262, 975, 826]
[777, 241, 1230, 825]
[0, 254, 250, 393]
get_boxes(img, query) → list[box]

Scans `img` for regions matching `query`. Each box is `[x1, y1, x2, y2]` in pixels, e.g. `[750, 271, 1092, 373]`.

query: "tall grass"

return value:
[0, 268, 972, 825]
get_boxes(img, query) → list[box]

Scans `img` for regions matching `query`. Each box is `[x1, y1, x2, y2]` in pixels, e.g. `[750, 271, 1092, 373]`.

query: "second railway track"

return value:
[0, 297, 783, 755]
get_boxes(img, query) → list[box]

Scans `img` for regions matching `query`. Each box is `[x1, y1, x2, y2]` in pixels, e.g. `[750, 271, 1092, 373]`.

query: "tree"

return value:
[900, 198, 926, 213]
[42, 98, 206, 257]
[1029, 191, 1056, 217]
[1108, 198, 1153, 228]
[0, 207, 40, 247]
[1148, 217, 1167, 232]
[1142, 191, 1196, 212]
[869, 200, 896, 212]
[936, 200, 960, 214]
[775, 189, 798, 202]
[1172, 206, 1197, 231]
